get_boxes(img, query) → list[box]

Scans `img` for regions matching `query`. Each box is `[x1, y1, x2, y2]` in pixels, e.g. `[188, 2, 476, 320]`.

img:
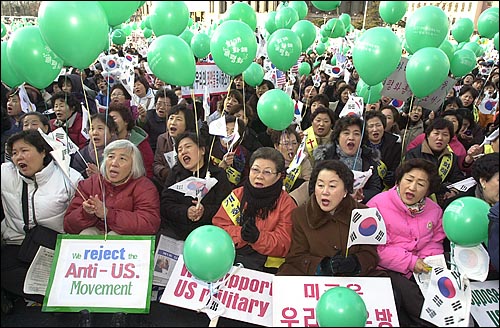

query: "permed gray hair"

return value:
[100, 139, 145, 179]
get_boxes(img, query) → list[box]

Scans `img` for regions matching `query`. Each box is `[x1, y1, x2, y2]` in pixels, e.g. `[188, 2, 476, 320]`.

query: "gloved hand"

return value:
[241, 216, 260, 244]
[317, 251, 361, 276]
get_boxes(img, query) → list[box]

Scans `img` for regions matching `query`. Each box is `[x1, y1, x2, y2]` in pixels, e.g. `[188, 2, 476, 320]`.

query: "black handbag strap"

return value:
[22, 181, 30, 233]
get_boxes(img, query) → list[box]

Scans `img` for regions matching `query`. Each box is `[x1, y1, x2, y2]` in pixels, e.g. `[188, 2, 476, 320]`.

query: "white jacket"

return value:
[133, 88, 156, 111]
[1, 161, 83, 245]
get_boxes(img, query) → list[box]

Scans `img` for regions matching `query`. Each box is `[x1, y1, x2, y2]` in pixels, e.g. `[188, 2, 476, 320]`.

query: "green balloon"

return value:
[1, 41, 24, 88]
[179, 28, 194, 46]
[477, 7, 499, 39]
[1, 22, 6, 38]
[288, 1, 308, 20]
[443, 197, 490, 247]
[451, 18, 474, 43]
[463, 41, 483, 57]
[291, 20, 317, 52]
[123, 24, 132, 36]
[143, 28, 152, 39]
[243, 62, 264, 87]
[339, 13, 351, 29]
[191, 32, 211, 58]
[147, 35, 196, 86]
[298, 62, 311, 76]
[144, 15, 152, 29]
[7, 26, 64, 90]
[38, 1, 109, 69]
[150, 1, 189, 36]
[316, 287, 367, 327]
[225, 2, 257, 31]
[267, 29, 302, 71]
[356, 79, 383, 104]
[210, 20, 257, 76]
[379, 1, 408, 25]
[257, 89, 294, 130]
[98, 1, 140, 27]
[352, 27, 402, 86]
[439, 39, 455, 62]
[320, 36, 329, 44]
[494, 32, 499, 50]
[326, 18, 346, 38]
[265, 11, 277, 34]
[405, 6, 449, 52]
[406, 47, 450, 98]
[275, 7, 299, 30]
[450, 49, 476, 78]
[183, 225, 235, 283]
[111, 29, 127, 45]
[315, 42, 326, 55]
[188, 17, 193, 27]
[311, 1, 341, 11]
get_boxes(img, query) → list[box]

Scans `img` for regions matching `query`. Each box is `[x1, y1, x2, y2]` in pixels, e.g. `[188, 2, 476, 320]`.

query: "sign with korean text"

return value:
[181, 63, 232, 97]
[470, 280, 499, 327]
[273, 276, 399, 327]
[43, 235, 155, 313]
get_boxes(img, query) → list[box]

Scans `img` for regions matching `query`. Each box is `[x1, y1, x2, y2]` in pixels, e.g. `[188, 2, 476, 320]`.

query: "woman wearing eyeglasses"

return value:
[213, 147, 297, 273]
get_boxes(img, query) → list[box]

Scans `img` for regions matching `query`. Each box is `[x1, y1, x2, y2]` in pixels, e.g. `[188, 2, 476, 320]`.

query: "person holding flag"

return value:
[49, 92, 88, 149]
[367, 158, 445, 327]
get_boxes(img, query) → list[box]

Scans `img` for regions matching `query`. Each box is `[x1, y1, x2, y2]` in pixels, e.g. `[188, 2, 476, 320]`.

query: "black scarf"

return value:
[238, 177, 283, 224]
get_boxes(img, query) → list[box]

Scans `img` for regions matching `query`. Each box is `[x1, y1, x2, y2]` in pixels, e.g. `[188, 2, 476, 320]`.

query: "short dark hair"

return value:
[472, 153, 499, 184]
[51, 92, 82, 113]
[310, 94, 330, 108]
[310, 160, 355, 194]
[425, 117, 455, 140]
[458, 85, 479, 99]
[154, 87, 178, 105]
[167, 104, 196, 132]
[396, 158, 441, 196]
[249, 147, 285, 174]
[332, 115, 364, 142]
[89, 113, 118, 135]
[6, 130, 53, 167]
[226, 103, 255, 125]
[270, 126, 300, 146]
[311, 105, 335, 124]
[20, 112, 51, 132]
[109, 102, 135, 131]
[365, 110, 387, 129]
[134, 74, 151, 91]
[174, 131, 207, 153]
[441, 109, 463, 133]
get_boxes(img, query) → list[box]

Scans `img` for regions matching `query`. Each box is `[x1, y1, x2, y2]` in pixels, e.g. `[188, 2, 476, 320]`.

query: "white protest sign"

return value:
[43, 235, 155, 313]
[161, 255, 273, 327]
[153, 235, 184, 287]
[181, 63, 232, 97]
[470, 280, 499, 327]
[273, 276, 399, 327]
[416, 77, 457, 111]
[381, 57, 413, 101]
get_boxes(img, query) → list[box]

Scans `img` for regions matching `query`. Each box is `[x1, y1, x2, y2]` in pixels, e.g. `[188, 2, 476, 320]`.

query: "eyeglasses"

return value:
[156, 101, 171, 107]
[250, 167, 278, 177]
[111, 93, 125, 98]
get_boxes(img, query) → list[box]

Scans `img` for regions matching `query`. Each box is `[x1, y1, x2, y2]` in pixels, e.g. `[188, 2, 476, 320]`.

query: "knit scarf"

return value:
[238, 177, 283, 224]
[87, 134, 117, 164]
[397, 186, 426, 215]
[335, 142, 362, 171]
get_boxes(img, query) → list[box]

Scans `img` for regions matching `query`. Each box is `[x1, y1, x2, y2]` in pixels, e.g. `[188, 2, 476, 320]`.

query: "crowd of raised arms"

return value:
[1, 45, 499, 327]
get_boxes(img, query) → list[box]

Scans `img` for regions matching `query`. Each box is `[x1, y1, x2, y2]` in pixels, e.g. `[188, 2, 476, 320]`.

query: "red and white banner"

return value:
[181, 63, 232, 97]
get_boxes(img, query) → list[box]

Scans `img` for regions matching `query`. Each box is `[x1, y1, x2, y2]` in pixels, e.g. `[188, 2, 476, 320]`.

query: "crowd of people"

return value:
[1, 39, 499, 327]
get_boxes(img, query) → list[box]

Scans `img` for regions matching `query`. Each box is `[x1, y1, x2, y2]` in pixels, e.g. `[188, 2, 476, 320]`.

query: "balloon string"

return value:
[353, 86, 370, 170]
[400, 95, 414, 163]
[242, 73, 247, 123]
[191, 88, 200, 180]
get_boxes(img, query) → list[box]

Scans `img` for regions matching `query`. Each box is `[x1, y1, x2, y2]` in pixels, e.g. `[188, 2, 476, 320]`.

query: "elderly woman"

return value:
[367, 158, 445, 327]
[278, 160, 380, 276]
[213, 147, 297, 273]
[64, 139, 160, 235]
[21, 111, 51, 134]
[2, 130, 82, 304]
[303, 106, 335, 163]
[160, 132, 232, 241]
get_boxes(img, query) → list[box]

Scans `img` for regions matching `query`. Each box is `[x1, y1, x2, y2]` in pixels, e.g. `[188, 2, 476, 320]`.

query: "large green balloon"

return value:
[405, 6, 449, 53]
[463, 41, 483, 57]
[352, 27, 401, 86]
[315, 42, 326, 55]
[451, 18, 474, 43]
[257, 89, 294, 130]
[243, 62, 264, 87]
[443, 197, 490, 247]
[477, 7, 499, 39]
[183, 225, 235, 283]
[356, 79, 383, 104]
[1, 41, 24, 88]
[311, 1, 341, 11]
[288, 1, 308, 20]
[191, 32, 211, 59]
[339, 13, 351, 29]
[379, 1, 408, 25]
[291, 20, 316, 52]
[316, 287, 367, 327]
[225, 2, 257, 31]
[143, 28, 152, 39]
[265, 11, 278, 34]
[7, 26, 63, 90]
[450, 49, 476, 78]
[98, 1, 140, 27]
[275, 7, 299, 30]
[267, 29, 302, 71]
[38, 1, 109, 70]
[147, 35, 196, 86]
[111, 29, 127, 45]
[150, 1, 189, 36]
[325, 18, 346, 38]
[210, 20, 257, 76]
[179, 28, 194, 46]
[406, 47, 450, 98]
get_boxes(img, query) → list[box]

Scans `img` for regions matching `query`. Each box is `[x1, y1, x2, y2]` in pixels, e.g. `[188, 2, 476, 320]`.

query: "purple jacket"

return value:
[367, 187, 445, 278]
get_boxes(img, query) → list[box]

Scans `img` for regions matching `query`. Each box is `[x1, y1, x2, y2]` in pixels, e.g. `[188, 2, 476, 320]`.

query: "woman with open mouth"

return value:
[49, 92, 88, 149]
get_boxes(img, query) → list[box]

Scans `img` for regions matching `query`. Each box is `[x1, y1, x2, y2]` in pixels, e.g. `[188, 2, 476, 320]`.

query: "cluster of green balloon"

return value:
[291, 20, 316, 52]
[257, 89, 295, 131]
[311, 1, 341, 11]
[210, 20, 257, 77]
[356, 79, 383, 104]
[451, 18, 474, 43]
[98, 1, 141, 27]
[6, 26, 64, 90]
[352, 27, 402, 86]
[1, 41, 24, 88]
[275, 6, 299, 30]
[321, 18, 346, 39]
[288, 1, 308, 20]
[406, 47, 450, 98]
[316, 287, 367, 327]
[147, 35, 196, 86]
[477, 7, 499, 39]
[38, 1, 109, 70]
[150, 1, 189, 36]
[243, 62, 264, 87]
[443, 197, 490, 247]
[224, 2, 257, 31]
[405, 6, 449, 54]
[379, 1, 408, 25]
[183, 225, 236, 283]
[267, 29, 302, 71]
[265, 11, 278, 34]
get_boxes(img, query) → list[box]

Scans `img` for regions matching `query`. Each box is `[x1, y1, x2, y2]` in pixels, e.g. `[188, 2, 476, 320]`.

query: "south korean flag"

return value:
[347, 208, 387, 249]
